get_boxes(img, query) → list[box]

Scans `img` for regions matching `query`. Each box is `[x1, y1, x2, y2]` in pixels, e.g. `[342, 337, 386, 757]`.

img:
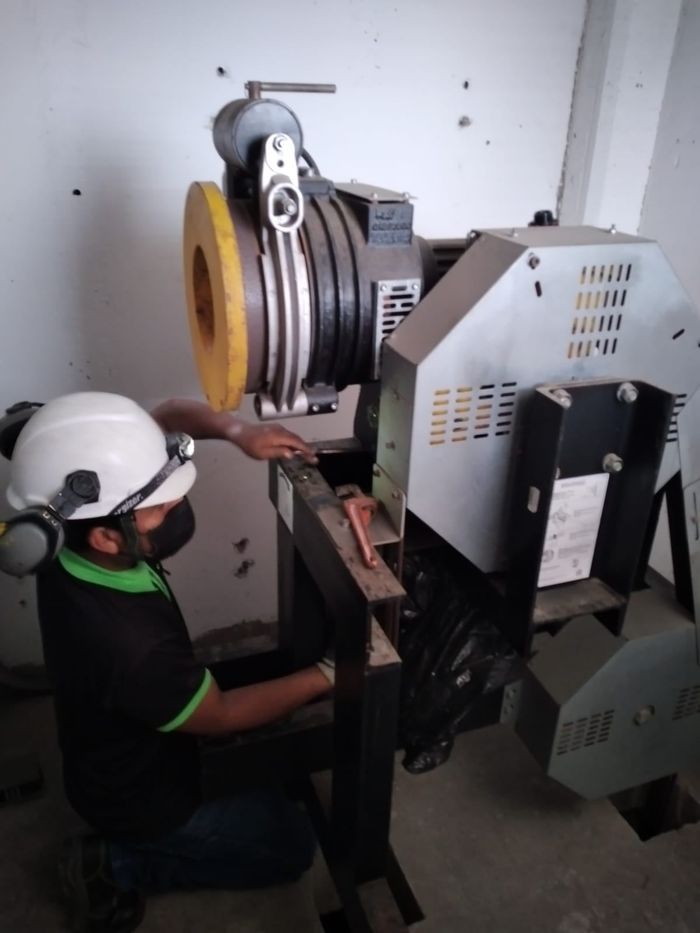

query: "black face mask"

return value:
[144, 497, 196, 561]
[117, 497, 196, 563]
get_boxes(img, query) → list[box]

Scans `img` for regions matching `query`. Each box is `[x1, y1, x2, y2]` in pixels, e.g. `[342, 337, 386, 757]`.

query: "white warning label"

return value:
[537, 473, 609, 588]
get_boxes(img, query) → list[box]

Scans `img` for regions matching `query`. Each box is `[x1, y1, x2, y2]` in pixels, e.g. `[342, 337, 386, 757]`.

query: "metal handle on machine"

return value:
[343, 497, 380, 570]
[246, 81, 337, 100]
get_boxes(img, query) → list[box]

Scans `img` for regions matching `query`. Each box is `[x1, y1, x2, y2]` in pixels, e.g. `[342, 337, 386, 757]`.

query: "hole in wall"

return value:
[216, 66, 227, 77]
[72, 189, 82, 196]
[535, 281, 543, 298]
[233, 559, 256, 579]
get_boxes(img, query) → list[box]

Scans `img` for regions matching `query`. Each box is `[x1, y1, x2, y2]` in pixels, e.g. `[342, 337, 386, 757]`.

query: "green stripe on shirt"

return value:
[157, 669, 213, 733]
[58, 549, 171, 601]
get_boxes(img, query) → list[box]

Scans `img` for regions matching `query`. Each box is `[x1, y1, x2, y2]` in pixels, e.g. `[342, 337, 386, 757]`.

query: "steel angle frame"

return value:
[269, 456, 422, 931]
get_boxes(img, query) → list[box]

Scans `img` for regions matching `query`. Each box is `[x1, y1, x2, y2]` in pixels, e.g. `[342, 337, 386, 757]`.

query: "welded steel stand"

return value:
[272, 456, 422, 932]
[200, 455, 421, 932]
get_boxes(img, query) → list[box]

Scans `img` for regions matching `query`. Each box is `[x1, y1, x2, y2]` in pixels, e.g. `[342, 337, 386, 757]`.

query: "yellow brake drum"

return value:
[183, 181, 249, 412]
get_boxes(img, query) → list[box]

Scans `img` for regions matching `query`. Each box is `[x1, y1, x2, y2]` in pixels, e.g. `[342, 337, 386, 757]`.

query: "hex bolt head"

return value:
[634, 705, 655, 726]
[272, 134, 286, 151]
[553, 389, 572, 409]
[617, 382, 638, 404]
[603, 453, 624, 474]
[528, 254, 541, 269]
[411, 283, 419, 291]
[310, 404, 320, 413]
[330, 402, 338, 411]
[380, 284, 388, 292]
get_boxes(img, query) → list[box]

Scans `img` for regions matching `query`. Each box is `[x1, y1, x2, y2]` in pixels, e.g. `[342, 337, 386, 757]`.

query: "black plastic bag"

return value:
[399, 550, 517, 774]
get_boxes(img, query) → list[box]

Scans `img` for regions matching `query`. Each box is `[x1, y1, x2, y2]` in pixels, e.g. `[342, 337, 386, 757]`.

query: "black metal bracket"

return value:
[505, 378, 673, 654]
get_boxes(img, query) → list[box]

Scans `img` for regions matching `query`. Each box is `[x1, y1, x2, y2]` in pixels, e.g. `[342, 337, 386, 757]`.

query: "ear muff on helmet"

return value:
[0, 508, 66, 577]
[0, 470, 100, 577]
[0, 402, 44, 461]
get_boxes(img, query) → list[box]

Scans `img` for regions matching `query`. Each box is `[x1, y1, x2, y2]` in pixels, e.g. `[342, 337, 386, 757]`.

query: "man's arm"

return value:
[150, 398, 318, 463]
[176, 666, 331, 736]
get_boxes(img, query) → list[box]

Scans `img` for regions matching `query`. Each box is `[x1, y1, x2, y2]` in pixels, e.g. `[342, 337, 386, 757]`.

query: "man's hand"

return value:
[229, 422, 318, 464]
[150, 399, 318, 464]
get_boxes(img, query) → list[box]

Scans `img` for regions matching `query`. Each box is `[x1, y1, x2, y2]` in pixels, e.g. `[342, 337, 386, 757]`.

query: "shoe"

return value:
[58, 835, 146, 933]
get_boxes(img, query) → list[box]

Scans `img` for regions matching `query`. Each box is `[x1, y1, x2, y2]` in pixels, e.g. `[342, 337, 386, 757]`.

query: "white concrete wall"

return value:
[639, 0, 700, 582]
[0, 0, 587, 664]
[559, 0, 683, 232]
[640, 0, 700, 306]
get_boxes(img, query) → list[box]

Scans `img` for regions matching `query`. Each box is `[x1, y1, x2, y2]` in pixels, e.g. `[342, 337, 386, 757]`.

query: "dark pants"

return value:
[108, 789, 316, 893]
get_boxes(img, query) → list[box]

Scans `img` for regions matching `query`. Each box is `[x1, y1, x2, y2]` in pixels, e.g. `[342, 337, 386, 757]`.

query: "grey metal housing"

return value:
[515, 583, 700, 799]
[377, 226, 700, 572]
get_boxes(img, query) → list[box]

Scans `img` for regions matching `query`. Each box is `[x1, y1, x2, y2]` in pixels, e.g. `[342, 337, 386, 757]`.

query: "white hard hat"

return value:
[6, 392, 196, 520]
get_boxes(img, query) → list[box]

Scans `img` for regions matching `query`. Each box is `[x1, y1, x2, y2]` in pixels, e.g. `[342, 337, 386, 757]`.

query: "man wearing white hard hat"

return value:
[3, 392, 332, 933]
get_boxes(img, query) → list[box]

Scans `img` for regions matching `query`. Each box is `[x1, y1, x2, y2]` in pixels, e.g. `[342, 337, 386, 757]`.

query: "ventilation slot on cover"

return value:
[381, 285, 419, 331]
[673, 684, 700, 720]
[452, 386, 472, 443]
[372, 279, 421, 378]
[568, 264, 633, 360]
[555, 710, 614, 756]
[667, 394, 688, 444]
[429, 383, 517, 446]
[429, 389, 451, 446]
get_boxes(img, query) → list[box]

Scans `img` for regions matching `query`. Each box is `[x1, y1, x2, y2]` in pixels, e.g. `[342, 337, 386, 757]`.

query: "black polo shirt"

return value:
[37, 549, 212, 842]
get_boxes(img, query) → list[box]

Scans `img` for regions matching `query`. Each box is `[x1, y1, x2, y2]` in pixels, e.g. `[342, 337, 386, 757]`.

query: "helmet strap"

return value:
[117, 513, 145, 562]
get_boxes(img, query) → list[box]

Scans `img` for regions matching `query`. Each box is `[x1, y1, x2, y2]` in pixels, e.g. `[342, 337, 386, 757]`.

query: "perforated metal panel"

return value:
[673, 684, 700, 720]
[377, 226, 700, 572]
[668, 394, 688, 444]
[428, 382, 517, 446]
[515, 588, 700, 799]
[568, 261, 631, 359]
[555, 710, 615, 756]
[371, 279, 421, 379]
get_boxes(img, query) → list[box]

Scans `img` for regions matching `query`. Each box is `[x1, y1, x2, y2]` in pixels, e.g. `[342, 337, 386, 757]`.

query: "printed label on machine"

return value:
[276, 466, 294, 533]
[537, 473, 609, 588]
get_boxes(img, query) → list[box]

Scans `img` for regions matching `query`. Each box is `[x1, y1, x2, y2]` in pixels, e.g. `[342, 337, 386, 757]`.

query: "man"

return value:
[5, 391, 333, 933]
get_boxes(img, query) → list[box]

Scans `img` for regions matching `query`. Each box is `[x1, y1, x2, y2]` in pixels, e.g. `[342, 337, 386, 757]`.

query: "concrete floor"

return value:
[2, 695, 700, 933]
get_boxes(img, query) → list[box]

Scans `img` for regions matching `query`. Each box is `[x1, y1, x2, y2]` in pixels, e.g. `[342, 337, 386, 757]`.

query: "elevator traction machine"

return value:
[186, 82, 700, 931]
